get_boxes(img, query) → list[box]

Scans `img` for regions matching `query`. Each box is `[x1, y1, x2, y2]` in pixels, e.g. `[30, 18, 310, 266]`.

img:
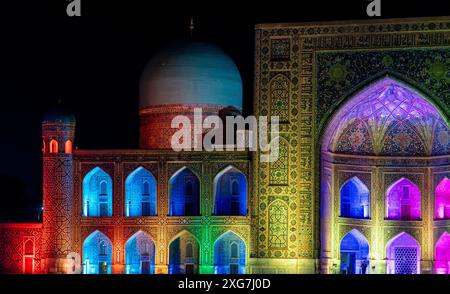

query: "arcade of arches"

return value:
[1, 18, 450, 275]
[321, 78, 450, 274]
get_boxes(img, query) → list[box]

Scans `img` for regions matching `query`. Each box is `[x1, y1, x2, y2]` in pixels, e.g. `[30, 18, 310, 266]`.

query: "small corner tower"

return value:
[41, 103, 76, 273]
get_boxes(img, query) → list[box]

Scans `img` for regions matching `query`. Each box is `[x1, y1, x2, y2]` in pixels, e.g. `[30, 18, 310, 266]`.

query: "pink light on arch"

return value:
[435, 178, 450, 220]
[386, 178, 421, 221]
[435, 232, 450, 274]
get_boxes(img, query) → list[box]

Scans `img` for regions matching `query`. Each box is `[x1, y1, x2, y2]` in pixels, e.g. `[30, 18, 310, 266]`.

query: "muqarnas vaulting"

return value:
[0, 17, 449, 274]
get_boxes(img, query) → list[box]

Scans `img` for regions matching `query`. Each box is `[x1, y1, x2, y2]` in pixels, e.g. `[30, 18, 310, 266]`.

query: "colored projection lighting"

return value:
[340, 177, 370, 219]
[386, 178, 421, 220]
[125, 231, 155, 274]
[169, 168, 200, 216]
[125, 167, 157, 217]
[83, 230, 113, 274]
[435, 232, 450, 274]
[386, 232, 420, 274]
[322, 78, 450, 157]
[214, 166, 247, 216]
[169, 232, 200, 274]
[435, 177, 450, 219]
[340, 229, 369, 274]
[83, 167, 113, 217]
[214, 231, 246, 274]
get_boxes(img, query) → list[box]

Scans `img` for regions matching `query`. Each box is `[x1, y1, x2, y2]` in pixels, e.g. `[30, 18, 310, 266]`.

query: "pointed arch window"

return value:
[169, 168, 200, 216]
[231, 180, 239, 196]
[340, 177, 370, 219]
[83, 167, 113, 217]
[65, 140, 73, 154]
[213, 166, 247, 216]
[99, 241, 107, 256]
[142, 180, 150, 196]
[49, 140, 58, 153]
[386, 178, 421, 221]
[435, 177, 450, 220]
[24, 239, 34, 256]
[99, 181, 108, 196]
[230, 242, 239, 259]
[141, 240, 150, 256]
[186, 242, 194, 259]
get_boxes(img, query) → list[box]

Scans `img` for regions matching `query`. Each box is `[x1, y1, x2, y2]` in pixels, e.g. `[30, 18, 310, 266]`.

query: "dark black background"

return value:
[0, 0, 449, 221]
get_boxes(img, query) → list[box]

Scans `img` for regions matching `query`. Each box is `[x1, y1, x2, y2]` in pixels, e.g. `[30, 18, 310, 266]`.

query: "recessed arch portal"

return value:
[125, 167, 157, 217]
[23, 239, 35, 274]
[339, 229, 369, 274]
[319, 77, 444, 274]
[340, 177, 370, 219]
[82, 230, 112, 274]
[435, 178, 450, 220]
[213, 166, 247, 216]
[82, 167, 113, 217]
[125, 231, 155, 274]
[386, 232, 420, 274]
[386, 178, 421, 221]
[435, 232, 450, 274]
[321, 77, 450, 156]
[214, 231, 246, 274]
[168, 231, 200, 274]
[169, 167, 200, 216]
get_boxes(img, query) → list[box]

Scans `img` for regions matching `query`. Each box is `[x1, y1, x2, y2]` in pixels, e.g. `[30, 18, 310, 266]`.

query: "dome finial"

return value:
[189, 16, 194, 38]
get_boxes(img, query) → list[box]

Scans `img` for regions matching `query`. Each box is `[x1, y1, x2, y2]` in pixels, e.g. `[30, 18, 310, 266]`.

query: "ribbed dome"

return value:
[139, 41, 242, 109]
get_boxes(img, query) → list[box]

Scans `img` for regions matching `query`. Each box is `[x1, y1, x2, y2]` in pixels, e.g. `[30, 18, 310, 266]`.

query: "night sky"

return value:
[1, 0, 448, 221]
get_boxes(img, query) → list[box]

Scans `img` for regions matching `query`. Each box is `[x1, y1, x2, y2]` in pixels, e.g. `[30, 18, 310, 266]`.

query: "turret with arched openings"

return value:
[41, 105, 76, 273]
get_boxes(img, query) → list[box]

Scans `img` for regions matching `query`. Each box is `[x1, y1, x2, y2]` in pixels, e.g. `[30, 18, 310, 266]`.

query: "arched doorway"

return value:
[125, 231, 155, 274]
[435, 232, 450, 274]
[214, 231, 246, 274]
[23, 239, 35, 274]
[340, 229, 369, 274]
[125, 167, 157, 217]
[169, 231, 200, 274]
[386, 232, 420, 274]
[83, 167, 113, 217]
[169, 167, 200, 216]
[83, 230, 112, 274]
[213, 166, 247, 216]
[340, 177, 370, 219]
[386, 178, 421, 221]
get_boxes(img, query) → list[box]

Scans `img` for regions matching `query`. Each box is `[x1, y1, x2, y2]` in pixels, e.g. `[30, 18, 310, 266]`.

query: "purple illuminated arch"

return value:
[340, 177, 370, 219]
[340, 229, 369, 274]
[435, 178, 450, 220]
[386, 232, 420, 274]
[435, 232, 450, 274]
[321, 77, 449, 156]
[386, 178, 421, 221]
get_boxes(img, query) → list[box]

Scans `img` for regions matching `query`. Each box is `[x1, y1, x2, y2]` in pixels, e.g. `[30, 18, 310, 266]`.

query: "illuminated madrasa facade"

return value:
[0, 17, 449, 275]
